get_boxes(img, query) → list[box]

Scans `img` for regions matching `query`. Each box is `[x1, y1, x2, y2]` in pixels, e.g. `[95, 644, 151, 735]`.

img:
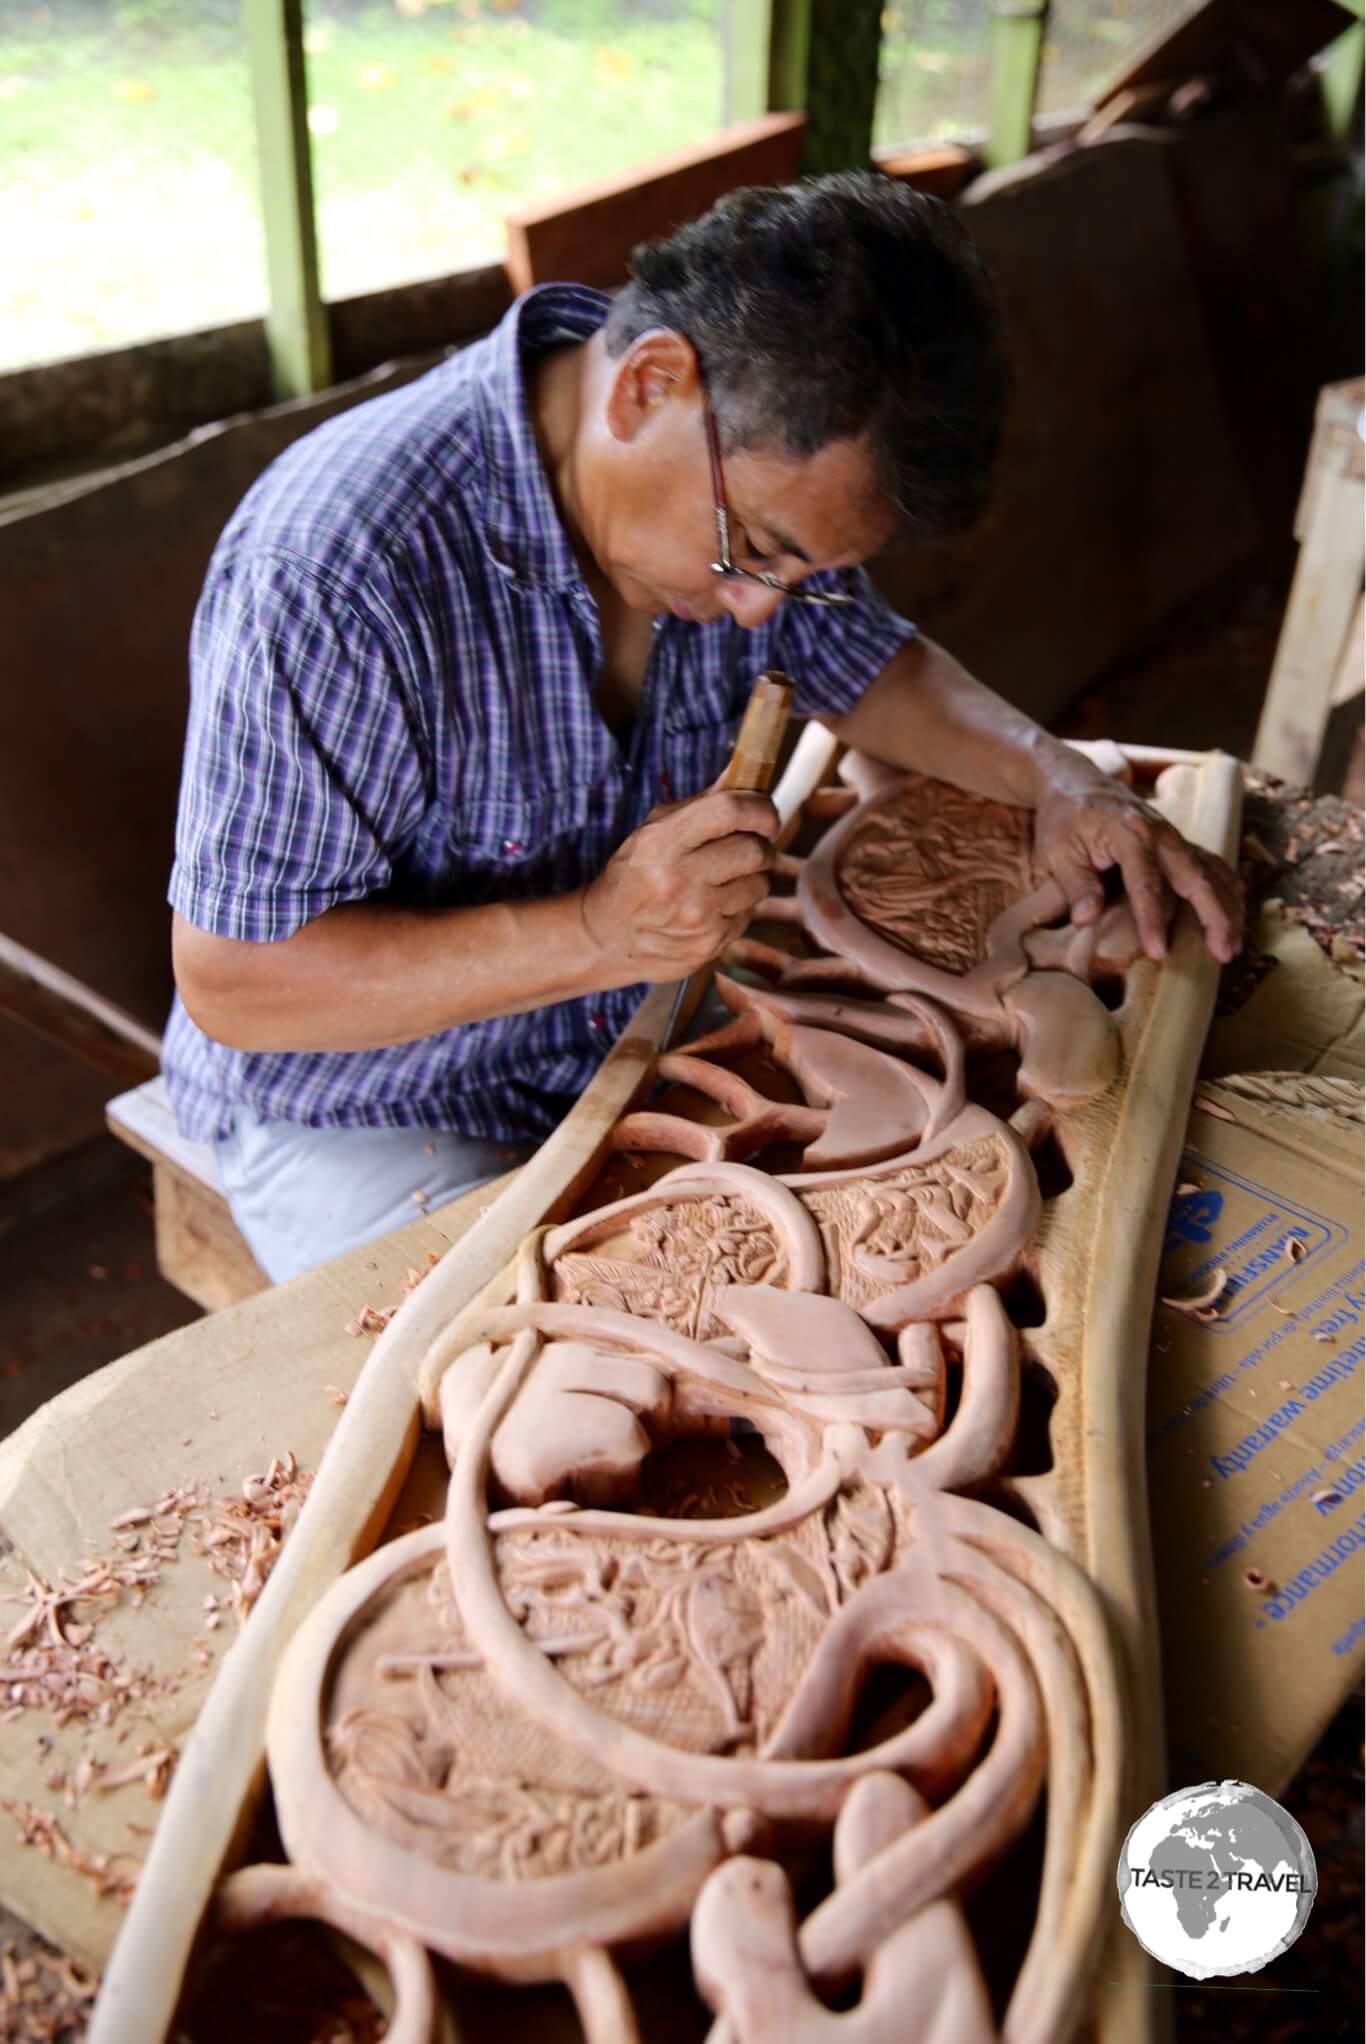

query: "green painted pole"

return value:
[724, 0, 775, 123]
[768, 0, 813, 113]
[797, 0, 882, 174]
[1321, 19, 1365, 142]
[244, 0, 332, 400]
[987, 0, 1049, 170]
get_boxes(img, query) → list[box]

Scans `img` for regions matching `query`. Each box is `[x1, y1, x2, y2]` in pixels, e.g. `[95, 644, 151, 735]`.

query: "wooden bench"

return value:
[105, 1078, 268, 1312]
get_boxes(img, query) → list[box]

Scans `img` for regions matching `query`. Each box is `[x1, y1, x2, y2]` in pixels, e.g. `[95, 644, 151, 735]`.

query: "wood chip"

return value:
[1161, 1268, 1229, 1317]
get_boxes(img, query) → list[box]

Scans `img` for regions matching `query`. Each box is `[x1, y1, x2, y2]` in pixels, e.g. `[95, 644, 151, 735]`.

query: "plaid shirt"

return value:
[164, 285, 917, 1142]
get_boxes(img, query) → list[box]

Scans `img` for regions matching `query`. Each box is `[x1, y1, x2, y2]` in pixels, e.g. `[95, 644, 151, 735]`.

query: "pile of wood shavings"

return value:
[0, 1459, 311, 1742]
[0, 1802, 139, 1909]
[343, 1250, 439, 1338]
[0, 1932, 96, 2043]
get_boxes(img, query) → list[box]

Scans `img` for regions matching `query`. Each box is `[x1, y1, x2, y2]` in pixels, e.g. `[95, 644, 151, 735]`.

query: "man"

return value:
[167, 174, 1242, 1282]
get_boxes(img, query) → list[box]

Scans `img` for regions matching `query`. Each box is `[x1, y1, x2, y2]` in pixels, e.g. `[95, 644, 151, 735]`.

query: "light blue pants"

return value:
[215, 1110, 535, 1283]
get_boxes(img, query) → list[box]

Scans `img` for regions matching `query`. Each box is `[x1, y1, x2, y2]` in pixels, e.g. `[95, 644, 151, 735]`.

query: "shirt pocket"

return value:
[443, 782, 612, 904]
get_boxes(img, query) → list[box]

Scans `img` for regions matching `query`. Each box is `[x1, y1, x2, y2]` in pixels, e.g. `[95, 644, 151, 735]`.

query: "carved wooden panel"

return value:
[106, 746, 1241, 2044]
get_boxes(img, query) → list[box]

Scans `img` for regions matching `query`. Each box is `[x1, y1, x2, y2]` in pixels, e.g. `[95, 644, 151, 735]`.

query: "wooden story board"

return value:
[6, 739, 1239, 2044]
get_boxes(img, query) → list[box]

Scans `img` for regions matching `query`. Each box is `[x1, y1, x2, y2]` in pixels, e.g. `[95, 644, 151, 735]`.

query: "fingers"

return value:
[668, 790, 780, 854]
[1110, 821, 1172, 961]
[1156, 839, 1244, 964]
[1047, 842, 1106, 926]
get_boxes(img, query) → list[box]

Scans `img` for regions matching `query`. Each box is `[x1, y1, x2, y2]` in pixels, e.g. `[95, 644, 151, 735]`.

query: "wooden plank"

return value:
[874, 142, 977, 198]
[503, 113, 806, 295]
[1330, 592, 1365, 708]
[1093, 0, 1353, 111]
[0, 931, 160, 1088]
[243, 0, 331, 400]
[1252, 457, 1364, 785]
[987, 0, 1047, 169]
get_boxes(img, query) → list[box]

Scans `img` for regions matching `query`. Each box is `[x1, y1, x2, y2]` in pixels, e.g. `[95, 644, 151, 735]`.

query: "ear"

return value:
[603, 328, 701, 444]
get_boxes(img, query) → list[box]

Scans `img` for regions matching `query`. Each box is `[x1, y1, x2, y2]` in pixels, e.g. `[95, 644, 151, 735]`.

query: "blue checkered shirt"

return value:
[163, 285, 917, 1142]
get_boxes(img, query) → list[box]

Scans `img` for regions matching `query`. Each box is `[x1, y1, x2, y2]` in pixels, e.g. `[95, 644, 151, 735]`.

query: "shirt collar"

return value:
[476, 283, 611, 594]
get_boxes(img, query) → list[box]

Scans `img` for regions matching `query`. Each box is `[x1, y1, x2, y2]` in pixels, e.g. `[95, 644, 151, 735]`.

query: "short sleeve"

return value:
[169, 549, 429, 942]
[773, 568, 917, 721]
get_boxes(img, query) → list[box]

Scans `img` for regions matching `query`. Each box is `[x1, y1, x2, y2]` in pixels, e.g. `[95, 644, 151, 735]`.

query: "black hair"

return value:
[604, 171, 1008, 543]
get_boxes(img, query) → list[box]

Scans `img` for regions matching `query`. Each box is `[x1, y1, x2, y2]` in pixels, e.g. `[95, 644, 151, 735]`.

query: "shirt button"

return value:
[502, 838, 522, 854]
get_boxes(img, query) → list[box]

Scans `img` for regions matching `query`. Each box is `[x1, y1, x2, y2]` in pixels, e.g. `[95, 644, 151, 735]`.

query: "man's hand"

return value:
[580, 787, 780, 983]
[1033, 773, 1244, 965]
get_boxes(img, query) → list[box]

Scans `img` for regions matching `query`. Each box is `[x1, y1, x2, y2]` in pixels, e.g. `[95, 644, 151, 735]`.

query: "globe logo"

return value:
[1117, 1780, 1317, 1979]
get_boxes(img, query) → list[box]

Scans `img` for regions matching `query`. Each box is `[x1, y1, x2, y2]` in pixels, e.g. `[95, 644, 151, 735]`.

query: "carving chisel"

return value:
[661, 669, 795, 1049]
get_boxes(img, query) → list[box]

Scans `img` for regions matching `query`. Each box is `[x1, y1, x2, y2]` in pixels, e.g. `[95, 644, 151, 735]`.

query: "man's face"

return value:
[594, 336, 897, 627]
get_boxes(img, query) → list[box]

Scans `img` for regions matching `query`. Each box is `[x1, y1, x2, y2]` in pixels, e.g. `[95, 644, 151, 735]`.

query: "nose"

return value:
[717, 578, 786, 629]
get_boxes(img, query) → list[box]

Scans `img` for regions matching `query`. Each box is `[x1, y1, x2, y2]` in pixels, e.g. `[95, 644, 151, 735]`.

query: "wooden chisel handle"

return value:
[718, 671, 794, 793]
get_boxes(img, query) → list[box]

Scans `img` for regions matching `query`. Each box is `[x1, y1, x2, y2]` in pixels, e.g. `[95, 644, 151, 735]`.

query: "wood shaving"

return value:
[1243, 1568, 1272, 1592]
[1193, 1095, 1238, 1123]
[324, 1384, 349, 1408]
[1311, 1489, 1343, 1509]
[2, 1798, 140, 1906]
[343, 1252, 440, 1338]
[0, 1932, 97, 2042]
[1160, 1268, 1228, 1318]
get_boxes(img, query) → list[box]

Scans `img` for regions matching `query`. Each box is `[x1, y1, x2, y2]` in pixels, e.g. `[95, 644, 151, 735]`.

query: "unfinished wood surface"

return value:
[503, 113, 806, 295]
[1253, 392, 1364, 787]
[82, 744, 1239, 2042]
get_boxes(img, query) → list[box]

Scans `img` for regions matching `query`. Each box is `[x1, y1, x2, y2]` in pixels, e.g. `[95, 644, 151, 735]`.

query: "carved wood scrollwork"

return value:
[215, 758, 1187, 2043]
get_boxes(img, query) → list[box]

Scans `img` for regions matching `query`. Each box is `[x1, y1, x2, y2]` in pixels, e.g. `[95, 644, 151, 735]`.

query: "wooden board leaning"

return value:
[87, 737, 1241, 2043]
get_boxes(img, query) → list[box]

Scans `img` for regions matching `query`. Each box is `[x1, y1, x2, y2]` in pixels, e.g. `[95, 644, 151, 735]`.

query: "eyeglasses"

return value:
[702, 393, 855, 607]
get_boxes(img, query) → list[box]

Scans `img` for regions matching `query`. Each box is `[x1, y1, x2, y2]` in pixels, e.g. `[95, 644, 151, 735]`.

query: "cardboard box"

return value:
[1147, 912, 1365, 1798]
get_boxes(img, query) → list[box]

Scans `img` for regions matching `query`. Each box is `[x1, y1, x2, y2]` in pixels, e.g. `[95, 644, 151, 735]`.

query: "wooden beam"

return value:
[722, 0, 773, 123]
[767, 0, 813, 113]
[1093, 0, 1354, 112]
[244, 0, 331, 401]
[1321, 18, 1365, 141]
[0, 932, 160, 1088]
[799, 0, 883, 174]
[987, 0, 1048, 170]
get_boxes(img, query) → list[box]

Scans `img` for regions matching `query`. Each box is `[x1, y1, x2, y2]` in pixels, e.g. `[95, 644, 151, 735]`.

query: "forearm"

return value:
[828, 633, 1096, 808]
[172, 890, 614, 1053]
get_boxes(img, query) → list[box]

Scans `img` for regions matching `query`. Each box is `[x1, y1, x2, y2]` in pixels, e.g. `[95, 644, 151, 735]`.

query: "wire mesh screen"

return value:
[1036, 0, 1205, 116]
[0, 0, 265, 372]
[874, 0, 993, 152]
[302, 0, 730, 306]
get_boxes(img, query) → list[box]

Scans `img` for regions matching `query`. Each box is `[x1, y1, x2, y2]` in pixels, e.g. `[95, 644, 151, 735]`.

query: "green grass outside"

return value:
[0, 1, 727, 369]
[0, 1, 1165, 373]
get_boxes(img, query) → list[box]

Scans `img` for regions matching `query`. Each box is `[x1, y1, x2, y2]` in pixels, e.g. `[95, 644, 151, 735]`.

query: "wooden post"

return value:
[244, 0, 332, 401]
[1321, 10, 1365, 143]
[987, 0, 1049, 170]
[723, 0, 774, 123]
[796, 0, 882, 174]
[767, 0, 813, 114]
